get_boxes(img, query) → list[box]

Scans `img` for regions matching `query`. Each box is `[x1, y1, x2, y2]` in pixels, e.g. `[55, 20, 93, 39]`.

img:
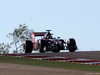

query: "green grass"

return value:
[0, 56, 100, 72]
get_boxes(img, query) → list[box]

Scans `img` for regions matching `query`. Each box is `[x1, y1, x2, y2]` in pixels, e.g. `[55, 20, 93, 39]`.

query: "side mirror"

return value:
[57, 37, 60, 39]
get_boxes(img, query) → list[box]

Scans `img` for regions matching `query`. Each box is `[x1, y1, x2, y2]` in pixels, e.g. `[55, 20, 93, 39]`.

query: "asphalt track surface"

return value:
[1, 51, 100, 60]
[1, 51, 100, 65]
[36, 51, 100, 60]
[1, 51, 100, 75]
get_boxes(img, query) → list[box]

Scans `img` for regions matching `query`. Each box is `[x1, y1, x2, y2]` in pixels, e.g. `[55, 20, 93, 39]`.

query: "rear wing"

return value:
[32, 32, 46, 43]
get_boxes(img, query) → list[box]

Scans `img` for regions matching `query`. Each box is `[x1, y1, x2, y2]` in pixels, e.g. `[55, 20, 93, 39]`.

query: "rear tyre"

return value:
[52, 49, 60, 52]
[69, 49, 75, 52]
[23, 40, 33, 53]
[38, 40, 46, 53]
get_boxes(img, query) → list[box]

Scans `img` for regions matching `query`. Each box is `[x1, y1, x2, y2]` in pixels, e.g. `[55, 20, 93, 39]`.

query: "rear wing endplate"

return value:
[32, 32, 46, 43]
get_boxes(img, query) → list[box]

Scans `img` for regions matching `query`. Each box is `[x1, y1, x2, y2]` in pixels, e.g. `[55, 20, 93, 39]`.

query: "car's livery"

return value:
[23, 30, 77, 53]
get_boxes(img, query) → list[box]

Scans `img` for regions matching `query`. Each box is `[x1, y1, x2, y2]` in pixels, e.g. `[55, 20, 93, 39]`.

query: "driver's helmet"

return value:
[47, 35, 52, 39]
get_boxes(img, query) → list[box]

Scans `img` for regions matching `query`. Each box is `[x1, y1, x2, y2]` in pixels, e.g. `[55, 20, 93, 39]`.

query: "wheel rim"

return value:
[43, 46, 46, 51]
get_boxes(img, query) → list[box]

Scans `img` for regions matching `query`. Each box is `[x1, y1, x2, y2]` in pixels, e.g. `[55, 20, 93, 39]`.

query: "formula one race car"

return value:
[23, 30, 77, 53]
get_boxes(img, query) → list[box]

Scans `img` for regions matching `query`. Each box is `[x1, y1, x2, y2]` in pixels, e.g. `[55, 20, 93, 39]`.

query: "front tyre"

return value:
[67, 38, 77, 52]
[23, 40, 33, 53]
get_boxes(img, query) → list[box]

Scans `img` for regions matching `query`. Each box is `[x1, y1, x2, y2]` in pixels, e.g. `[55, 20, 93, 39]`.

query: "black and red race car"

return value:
[23, 30, 77, 53]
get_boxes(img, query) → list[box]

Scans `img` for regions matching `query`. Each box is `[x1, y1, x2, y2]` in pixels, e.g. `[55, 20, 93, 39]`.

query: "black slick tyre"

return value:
[69, 49, 75, 52]
[67, 38, 77, 52]
[38, 40, 46, 53]
[23, 40, 33, 53]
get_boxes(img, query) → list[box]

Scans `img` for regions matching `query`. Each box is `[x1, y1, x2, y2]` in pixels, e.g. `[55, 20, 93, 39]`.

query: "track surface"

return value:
[27, 51, 100, 60]
[1, 51, 100, 75]
[1, 51, 100, 65]
[2, 51, 100, 60]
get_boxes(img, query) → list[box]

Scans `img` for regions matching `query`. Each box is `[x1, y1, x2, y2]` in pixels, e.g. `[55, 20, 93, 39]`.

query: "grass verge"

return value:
[0, 56, 100, 72]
